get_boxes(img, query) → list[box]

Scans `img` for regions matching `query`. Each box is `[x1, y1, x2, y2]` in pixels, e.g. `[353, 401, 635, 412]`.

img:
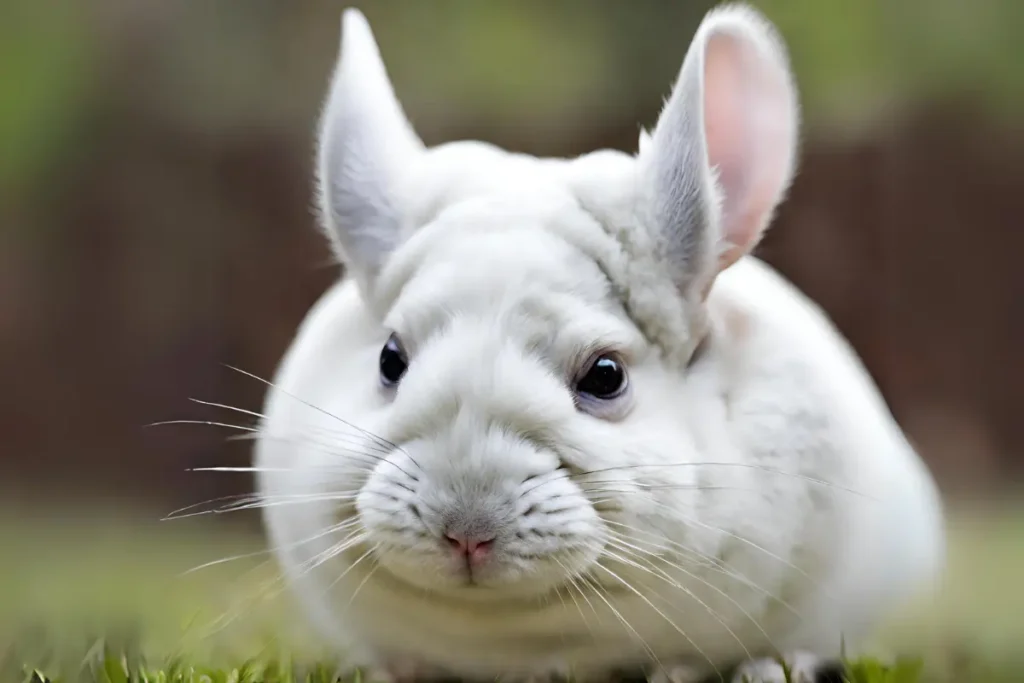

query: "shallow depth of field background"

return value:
[2, 0, 1023, 670]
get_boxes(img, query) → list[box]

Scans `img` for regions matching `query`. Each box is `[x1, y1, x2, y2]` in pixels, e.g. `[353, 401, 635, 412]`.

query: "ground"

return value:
[1, 502, 1021, 682]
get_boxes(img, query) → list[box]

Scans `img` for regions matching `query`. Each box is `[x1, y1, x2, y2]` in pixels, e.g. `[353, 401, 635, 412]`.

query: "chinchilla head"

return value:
[305, 3, 799, 598]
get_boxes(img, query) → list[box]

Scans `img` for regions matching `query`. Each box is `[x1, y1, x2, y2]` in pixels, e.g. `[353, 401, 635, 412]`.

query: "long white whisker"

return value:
[222, 364, 401, 454]
[180, 516, 362, 576]
[601, 520, 714, 565]
[184, 443, 417, 485]
[180, 419, 423, 482]
[186, 528, 360, 640]
[296, 524, 373, 583]
[148, 419, 258, 432]
[554, 559, 597, 634]
[574, 462, 869, 499]
[150, 419, 395, 471]
[583, 484, 755, 496]
[600, 519, 801, 617]
[187, 397, 267, 422]
[577, 573, 665, 678]
[165, 492, 268, 519]
[187, 465, 371, 476]
[343, 560, 380, 614]
[165, 492, 364, 520]
[617, 497, 833, 602]
[604, 538, 772, 657]
[187, 399, 395, 458]
[597, 550, 741, 669]
[319, 542, 379, 605]
[226, 429, 391, 460]
[150, 418, 386, 462]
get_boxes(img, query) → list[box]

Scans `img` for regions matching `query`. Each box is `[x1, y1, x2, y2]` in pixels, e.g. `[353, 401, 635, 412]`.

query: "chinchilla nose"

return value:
[443, 528, 496, 564]
[440, 505, 503, 560]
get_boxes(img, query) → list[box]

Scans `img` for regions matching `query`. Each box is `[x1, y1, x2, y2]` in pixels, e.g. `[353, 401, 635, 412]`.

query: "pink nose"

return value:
[444, 532, 495, 563]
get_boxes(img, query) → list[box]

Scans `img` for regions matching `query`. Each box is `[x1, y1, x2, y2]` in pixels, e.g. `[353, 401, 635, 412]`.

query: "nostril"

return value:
[467, 537, 494, 555]
[444, 532, 468, 553]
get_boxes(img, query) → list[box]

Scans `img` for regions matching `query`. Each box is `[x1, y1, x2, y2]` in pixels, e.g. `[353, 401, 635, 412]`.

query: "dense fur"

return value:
[255, 5, 945, 683]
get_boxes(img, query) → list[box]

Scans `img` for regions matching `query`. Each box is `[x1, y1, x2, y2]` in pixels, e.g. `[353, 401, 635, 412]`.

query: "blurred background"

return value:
[2, 0, 1023, 671]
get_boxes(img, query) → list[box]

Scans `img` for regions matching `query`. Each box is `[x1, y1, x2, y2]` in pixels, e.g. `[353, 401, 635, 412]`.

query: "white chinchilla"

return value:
[254, 4, 944, 683]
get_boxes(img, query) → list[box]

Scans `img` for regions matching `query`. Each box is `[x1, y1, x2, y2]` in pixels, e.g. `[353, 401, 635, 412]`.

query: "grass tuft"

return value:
[5, 637, 1023, 683]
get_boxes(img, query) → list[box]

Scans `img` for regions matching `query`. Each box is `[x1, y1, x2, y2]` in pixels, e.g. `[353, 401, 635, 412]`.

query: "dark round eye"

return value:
[379, 334, 408, 386]
[575, 354, 627, 400]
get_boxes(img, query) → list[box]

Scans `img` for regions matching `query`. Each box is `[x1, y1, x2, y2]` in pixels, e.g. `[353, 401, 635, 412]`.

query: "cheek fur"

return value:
[509, 476, 607, 568]
[355, 453, 436, 551]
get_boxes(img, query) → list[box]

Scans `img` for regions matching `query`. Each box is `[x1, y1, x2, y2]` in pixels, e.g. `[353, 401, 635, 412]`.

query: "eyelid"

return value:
[382, 329, 419, 366]
[570, 346, 626, 385]
[386, 331, 409, 357]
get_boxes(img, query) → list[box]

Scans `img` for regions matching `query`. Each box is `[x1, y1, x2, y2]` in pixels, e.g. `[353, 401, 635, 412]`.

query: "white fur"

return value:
[256, 5, 944, 682]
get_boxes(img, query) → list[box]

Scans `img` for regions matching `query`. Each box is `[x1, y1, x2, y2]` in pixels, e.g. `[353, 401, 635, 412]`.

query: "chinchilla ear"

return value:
[637, 3, 799, 298]
[316, 9, 424, 295]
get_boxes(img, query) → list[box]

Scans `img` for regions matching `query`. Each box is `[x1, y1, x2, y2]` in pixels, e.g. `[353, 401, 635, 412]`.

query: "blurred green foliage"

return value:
[4, 0, 1023, 203]
[759, 0, 1024, 129]
[1, 1, 95, 199]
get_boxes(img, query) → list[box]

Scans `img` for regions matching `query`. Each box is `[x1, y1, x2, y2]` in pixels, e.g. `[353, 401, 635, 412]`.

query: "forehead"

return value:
[381, 209, 641, 359]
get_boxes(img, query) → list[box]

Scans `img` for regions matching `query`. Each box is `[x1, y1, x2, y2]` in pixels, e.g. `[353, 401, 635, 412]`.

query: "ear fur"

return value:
[316, 9, 424, 294]
[637, 3, 799, 298]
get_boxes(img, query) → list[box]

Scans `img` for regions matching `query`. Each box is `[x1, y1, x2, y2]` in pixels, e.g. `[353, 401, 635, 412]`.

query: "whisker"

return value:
[604, 538, 771, 657]
[602, 522, 716, 567]
[165, 491, 364, 520]
[518, 470, 572, 499]
[582, 484, 755, 496]
[256, 434, 424, 484]
[612, 534, 790, 645]
[296, 529, 370, 580]
[343, 558, 380, 613]
[597, 549, 743, 669]
[180, 517, 363, 576]
[549, 575, 570, 619]
[182, 526, 362, 641]
[193, 571, 280, 640]
[190, 466, 315, 473]
[196, 524, 362, 639]
[151, 420, 383, 463]
[318, 541, 378, 601]
[225, 429, 391, 458]
[222, 364, 402, 454]
[187, 397, 266, 422]
[615, 497, 834, 602]
[147, 419, 258, 432]
[187, 399, 395, 458]
[184, 518, 366, 641]
[599, 520, 800, 616]
[168, 363, 426, 474]
[573, 462, 869, 499]
[153, 416, 425, 483]
[577, 573, 666, 678]
[150, 418, 390, 465]
[165, 492, 268, 519]
[554, 559, 597, 633]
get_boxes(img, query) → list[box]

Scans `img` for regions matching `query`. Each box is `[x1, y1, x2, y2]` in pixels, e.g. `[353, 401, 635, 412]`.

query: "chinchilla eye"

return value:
[379, 333, 408, 386]
[575, 354, 627, 400]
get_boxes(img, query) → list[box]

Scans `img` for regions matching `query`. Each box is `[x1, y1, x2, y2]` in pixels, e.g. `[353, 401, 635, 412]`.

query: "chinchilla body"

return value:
[254, 5, 945, 682]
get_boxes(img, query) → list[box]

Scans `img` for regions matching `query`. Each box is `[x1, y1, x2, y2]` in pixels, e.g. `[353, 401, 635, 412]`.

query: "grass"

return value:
[1, 502, 1021, 682]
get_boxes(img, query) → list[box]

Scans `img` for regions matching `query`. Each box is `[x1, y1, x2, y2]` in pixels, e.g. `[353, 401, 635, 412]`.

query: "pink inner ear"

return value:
[703, 30, 794, 271]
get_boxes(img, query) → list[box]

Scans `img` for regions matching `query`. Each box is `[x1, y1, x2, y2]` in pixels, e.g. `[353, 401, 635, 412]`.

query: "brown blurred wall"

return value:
[2, 2, 1021, 515]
